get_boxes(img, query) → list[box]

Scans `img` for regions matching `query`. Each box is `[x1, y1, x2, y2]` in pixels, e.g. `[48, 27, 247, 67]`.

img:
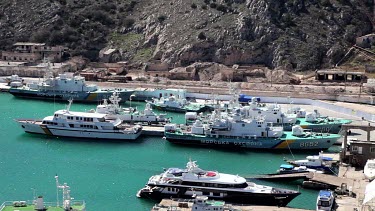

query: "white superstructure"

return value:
[364, 159, 375, 181]
[26, 71, 98, 93]
[16, 100, 142, 140]
[95, 92, 170, 124]
[137, 159, 301, 207]
[241, 97, 297, 125]
[133, 88, 187, 100]
[169, 108, 285, 139]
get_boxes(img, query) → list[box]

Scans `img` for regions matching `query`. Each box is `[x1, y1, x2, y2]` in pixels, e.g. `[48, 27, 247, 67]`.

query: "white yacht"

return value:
[16, 100, 142, 140]
[364, 159, 375, 181]
[95, 92, 170, 125]
[137, 160, 300, 206]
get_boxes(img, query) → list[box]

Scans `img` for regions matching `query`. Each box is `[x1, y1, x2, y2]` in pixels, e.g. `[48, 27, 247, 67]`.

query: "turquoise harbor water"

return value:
[0, 93, 340, 210]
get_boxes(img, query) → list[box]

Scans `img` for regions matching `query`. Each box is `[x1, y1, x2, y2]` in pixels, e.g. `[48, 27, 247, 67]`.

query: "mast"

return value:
[66, 99, 73, 112]
[55, 175, 72, 210]
[55, 175, 60, 207]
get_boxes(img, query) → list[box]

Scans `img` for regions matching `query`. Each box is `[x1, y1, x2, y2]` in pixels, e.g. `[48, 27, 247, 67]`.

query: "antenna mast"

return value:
[55, 175, 59, 207]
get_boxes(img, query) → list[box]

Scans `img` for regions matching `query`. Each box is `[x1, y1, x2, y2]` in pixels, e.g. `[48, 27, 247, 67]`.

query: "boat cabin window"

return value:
[83, 117, 94, 122]
[370, 147, 375, 153]
[213, 192, 220, 196]
[98, 118, 105, 122]
[67, 116, 74, 120]
[318, 200, 331, 207]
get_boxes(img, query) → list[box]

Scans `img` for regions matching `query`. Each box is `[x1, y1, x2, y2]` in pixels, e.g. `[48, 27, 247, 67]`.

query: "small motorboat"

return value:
[364, 159, 375, 181]
[278, 164, 324, 174]
[287, 152, 333, 172]
[316, 190, 335, 211]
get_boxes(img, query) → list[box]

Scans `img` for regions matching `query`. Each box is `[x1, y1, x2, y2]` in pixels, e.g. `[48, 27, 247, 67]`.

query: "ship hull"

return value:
[9, 89, 134, 103]
[164, 132, 339, 150]
[149, 103, 212, 113]
[17, 121, 141, 140]
[138, 186, 300, 207]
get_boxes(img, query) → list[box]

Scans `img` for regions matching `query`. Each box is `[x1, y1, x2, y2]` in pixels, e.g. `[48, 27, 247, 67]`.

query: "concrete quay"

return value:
[335, 166, 370, 211]
[151, 199, 313, 211]
[141, 125, 165, 136]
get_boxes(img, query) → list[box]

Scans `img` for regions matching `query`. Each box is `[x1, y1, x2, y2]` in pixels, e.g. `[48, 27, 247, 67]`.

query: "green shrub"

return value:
[216, 4, 227, 12]
[198, 32, 206, 40]
[320, 0, 332, 7]
[123, 18, 135, 28]
[158, 15, 167, 23]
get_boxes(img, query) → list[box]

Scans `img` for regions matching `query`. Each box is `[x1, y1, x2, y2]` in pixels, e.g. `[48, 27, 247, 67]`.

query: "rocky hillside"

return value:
[0, 0, 373, 70]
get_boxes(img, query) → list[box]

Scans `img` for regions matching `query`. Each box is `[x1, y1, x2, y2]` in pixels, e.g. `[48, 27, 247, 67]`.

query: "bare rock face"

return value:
[0, 0, 372, 71]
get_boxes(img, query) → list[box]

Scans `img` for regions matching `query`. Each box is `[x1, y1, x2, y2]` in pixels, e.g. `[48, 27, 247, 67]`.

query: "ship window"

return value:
[69, 124, 74, 128]
[202, 192, 210, 195]
[352, 146, 358, 152]
[371, 147, 375, 153]
[213, 192, 220, 196]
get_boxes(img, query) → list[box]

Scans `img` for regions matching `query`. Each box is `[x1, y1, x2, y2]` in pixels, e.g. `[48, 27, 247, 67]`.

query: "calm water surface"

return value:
[0, 93, 338, 210]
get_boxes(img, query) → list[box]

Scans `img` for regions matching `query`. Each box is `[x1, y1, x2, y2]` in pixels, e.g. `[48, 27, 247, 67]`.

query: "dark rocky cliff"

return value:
[0, 0, 373, 70]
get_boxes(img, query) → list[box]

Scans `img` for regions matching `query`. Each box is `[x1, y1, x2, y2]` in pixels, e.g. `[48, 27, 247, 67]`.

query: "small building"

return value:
[80, 71, 99, 81]
[168, 66, 196, 80]
[1, 42, 66, 62]
[144, 61, 171, 78]
[356, 34, 375, 48]
[315, 70, 367, 83]
[340, 124, 375, 168]
[343, 140, 375, 167]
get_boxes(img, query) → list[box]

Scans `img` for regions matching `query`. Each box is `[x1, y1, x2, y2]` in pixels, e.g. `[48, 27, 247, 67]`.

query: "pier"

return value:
[246, 172, 311, 181]
[141, 125, 165, 136]
[151, 199, 312, 211]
